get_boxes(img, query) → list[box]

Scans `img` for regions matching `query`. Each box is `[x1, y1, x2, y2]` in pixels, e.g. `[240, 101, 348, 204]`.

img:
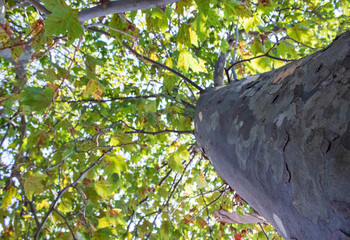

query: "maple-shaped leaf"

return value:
[23, 173, 46, 201]
[42, 0, 83, 43]
[83, 79, 105, 101]
[19, 87, 54, 113]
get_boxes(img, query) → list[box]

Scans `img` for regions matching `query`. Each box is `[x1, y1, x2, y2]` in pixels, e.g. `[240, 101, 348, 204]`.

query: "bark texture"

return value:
[195, 31, 350, 239]
[78, 0, 179, 22]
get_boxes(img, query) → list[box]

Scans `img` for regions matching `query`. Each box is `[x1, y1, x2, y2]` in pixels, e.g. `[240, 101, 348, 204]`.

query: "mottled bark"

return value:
[195, 31, 350, 239]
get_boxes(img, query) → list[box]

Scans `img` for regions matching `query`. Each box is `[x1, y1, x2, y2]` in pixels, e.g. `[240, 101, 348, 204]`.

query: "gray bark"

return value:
[78, 0, 179, 22]
[195, 31, 350, 239]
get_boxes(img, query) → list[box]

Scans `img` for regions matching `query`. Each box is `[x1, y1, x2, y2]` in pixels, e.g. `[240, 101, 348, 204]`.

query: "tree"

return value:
[0, 0, 348, 239]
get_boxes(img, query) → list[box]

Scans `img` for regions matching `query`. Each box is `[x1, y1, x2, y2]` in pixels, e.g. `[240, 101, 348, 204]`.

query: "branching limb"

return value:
[188, 187, 227, 222]
[229, 20, 240, 81]
[226, 42, 296, 72]
[85, 26, 204, 93]
[214, 35, 235, 87]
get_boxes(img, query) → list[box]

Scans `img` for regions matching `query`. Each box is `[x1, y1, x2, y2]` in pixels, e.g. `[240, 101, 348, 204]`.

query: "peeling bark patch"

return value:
[199, 112, 203, 122]
[273, 213, 288, 238]
[210, 111, 219, 131]
[273, 60, 303, 84]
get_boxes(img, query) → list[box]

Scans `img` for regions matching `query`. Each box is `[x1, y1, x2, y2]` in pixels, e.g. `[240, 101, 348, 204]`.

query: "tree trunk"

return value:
[195, 31, 350, 240]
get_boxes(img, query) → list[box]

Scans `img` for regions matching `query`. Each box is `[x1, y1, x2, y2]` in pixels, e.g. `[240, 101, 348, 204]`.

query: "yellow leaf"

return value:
[177, 50, 207, 73]
[37, 199, 50, 211]
[190, 29, 198, 46]
[2, 186, 18, 208]
[83, 79, 105, 101]
[165, 57, 173, 68]
[98, 217, 110, 228]
[197, 173, 208, 188]
[94, 181, 113, 199]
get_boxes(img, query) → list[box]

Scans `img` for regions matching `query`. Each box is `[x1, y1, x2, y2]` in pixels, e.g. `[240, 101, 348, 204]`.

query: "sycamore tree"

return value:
[0, 0, 349, 239]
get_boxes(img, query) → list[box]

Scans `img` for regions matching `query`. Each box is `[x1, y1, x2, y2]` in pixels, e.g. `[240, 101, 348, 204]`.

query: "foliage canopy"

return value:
[0, 0, 349, 239]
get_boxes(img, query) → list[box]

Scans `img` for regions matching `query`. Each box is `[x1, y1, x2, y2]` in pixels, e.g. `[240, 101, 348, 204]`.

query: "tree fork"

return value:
[195, 31, 350, 239]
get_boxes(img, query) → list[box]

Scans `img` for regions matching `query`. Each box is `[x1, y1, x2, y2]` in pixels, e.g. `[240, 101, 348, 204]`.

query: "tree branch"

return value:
[53, 209, 77, 240]
[214, 35, 235, 87]
[188, 187, 226, 222]
[25, 0, 51, 15]
[85, 23, 139, 39]
[78, 0, 179, 22]
[119, 120, 193, 135]
[226, 42, 296, 73]
[122, 42, 204, 92]
[59, 94, 163, 103]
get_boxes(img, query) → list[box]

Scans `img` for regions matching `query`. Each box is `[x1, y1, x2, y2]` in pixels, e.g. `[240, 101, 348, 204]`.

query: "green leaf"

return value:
[23, 173, 46, 201]
[177, 50, 207, 73]
[104, 155, 127, 175]
[196, 173, 208, 188]
[94, 181, 113, 199]
[110, 133, 132, 145]
[19, 87, 54, 112]
[2, 186, 20, 209]
[11, 46, 24, 62]
[92, 227, 116, 240]
[168, 154, 184, 172]
[243, 15, 262, 32]
[42, 0, 83, 43]
[195, 0, 210, 16]
[83, 79, 105, 101]
[62, 146, 75, 160]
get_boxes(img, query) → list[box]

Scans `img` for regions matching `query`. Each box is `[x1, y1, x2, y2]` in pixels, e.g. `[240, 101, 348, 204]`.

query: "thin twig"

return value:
[258, 222, 270, 240]
[59, 94, 162, 103]
[53, 209, 77, 240]
[125, 129, 193, 135]
[226, 43, 296, 72]
[119, 120, 193, 135]
[84, 23, 139, 39]
[28, 199, 40, 227]
[0, 124, 10, 146]
[188, 188, 227, 222]
[200, 189, 214, 240]
[122, 42, 204, 92]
